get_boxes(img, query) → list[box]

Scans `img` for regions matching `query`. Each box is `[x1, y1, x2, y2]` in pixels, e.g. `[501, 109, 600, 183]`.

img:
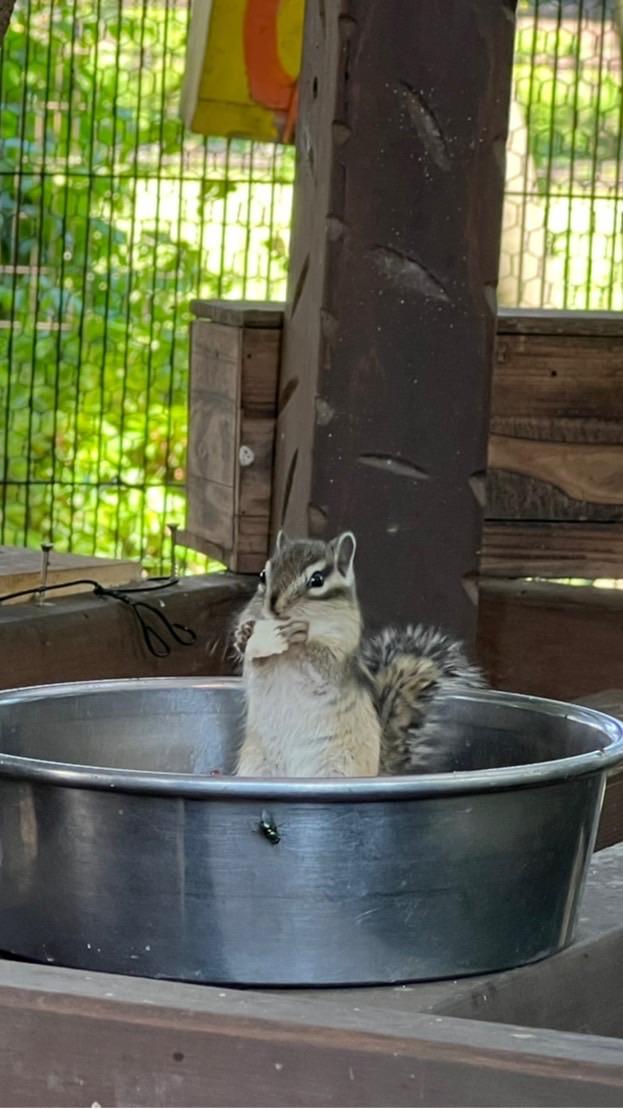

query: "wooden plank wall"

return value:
[479, 312, 623, 853]
[483, 309, 623, 579]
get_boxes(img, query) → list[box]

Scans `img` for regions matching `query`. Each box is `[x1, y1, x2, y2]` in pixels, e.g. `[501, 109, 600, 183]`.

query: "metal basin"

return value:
[0, 677, 621, 987]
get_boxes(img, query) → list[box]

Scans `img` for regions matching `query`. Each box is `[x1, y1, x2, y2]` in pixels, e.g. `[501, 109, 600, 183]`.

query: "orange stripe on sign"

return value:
[282, 81, 299, 144]
[244, 0, 295, 111]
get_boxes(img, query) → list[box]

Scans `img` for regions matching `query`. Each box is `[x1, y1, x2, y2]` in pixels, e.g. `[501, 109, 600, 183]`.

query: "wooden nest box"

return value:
[179, 300, 283, 573]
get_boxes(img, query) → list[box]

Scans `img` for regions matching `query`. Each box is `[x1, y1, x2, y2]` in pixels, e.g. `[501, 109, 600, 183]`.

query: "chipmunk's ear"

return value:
[332, 531, 356, 580]
[274, 529, 289, 554]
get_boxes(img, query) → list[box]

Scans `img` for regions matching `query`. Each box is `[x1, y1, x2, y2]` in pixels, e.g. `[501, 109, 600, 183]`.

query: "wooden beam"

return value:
[0, 575, 254, 691]
[489, 436, 623, 508]
[1, 945, 623, 1107]
[497, 309, 623, 337]
[0, 547, 141, 605]
[492, 333, 623, 423]
[477, 578, 623, 701]
[189, 299, 285, 328]
[481, 522, 623, 579]
[273, 0, 516, 640]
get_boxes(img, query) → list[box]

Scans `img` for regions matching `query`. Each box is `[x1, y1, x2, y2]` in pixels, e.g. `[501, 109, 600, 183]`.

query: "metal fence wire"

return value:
[0, 0, 294, 570]
[502, 0, 623, 311]
[0, 0, 621, 569]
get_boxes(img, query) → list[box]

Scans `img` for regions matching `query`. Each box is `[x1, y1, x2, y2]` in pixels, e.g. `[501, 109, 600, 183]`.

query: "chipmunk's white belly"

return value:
[243, 659, 380, 777]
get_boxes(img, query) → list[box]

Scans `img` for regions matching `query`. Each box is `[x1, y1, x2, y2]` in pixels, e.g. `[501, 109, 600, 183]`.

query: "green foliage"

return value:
[513, 6, 623, 176]
[510, 7, 623, 312]
[0, 0, 292, 569]
[514, 62, 622, 171]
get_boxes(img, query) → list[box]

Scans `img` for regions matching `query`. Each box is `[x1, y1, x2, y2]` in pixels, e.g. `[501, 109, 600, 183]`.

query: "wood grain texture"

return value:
[184, 305, 281, 572]
[190, 318, 241, 369]
[498, 309, 623, 337]
[190, 299, 285, 328]
[273, 0, 516, 642]
[492, 334, 623, 422]
[186, 475, 235, 550]
[487, 327, 623, 530]
[187, 389, 237, 488]
[477, 577, 623, 701]
[1, 955, 623, 1107]
[489, 436, 623, 506]
[176, 529, 228, 567]
[241, 328, 283, 414]
[238, 418, 276, 518]
[0, 574, 253, 691]
[481, 522, 623, 579]
[487, 468, 623, 525]
[0, 547, 141, 605]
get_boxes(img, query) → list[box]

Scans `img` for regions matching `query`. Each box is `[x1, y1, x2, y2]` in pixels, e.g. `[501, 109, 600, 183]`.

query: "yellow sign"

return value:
[180, 0, 304, 144]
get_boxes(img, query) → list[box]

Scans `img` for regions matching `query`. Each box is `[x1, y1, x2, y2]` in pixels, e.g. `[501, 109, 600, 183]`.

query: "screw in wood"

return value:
[37, 541, 53, 605]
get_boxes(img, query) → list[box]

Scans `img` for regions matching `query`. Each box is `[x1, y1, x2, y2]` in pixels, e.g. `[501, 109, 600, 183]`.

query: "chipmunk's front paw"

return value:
[234, 619, 256, 654]
[278, 620, 309, 646]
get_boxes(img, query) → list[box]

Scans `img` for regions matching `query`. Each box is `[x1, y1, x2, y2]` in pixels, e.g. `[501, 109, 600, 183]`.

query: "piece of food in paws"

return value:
[246, 619, 288, 660]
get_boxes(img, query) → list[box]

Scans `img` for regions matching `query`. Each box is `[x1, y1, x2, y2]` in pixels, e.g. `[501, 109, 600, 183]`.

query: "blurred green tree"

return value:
[0, 1, 291, 569]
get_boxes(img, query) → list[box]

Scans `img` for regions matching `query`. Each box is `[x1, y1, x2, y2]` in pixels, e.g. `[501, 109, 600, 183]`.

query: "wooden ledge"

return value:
[0, 573, 255, 690]
[497, 308, 623, 337]
[478, 576, 623, 702]
[189, 299, 285, 327]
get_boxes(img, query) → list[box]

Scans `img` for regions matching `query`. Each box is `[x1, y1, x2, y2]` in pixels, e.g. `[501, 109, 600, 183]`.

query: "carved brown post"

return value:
[0, 0, 16, 50]
[273, 0, 516, 640]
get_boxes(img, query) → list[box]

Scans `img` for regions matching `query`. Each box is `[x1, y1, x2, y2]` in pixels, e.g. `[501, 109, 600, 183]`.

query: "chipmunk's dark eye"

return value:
[307, 571, 325, 589]
[259, 569, 266, 586]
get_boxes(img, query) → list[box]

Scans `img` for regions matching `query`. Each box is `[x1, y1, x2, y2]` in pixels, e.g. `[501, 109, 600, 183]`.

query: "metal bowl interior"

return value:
[0, 677, 621, 798]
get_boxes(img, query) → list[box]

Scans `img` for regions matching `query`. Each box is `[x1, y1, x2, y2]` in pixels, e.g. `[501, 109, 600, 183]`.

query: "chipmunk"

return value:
[362, 623, 487, 774]
[233, 530, 381, 777]
[233, 531, 486, 778]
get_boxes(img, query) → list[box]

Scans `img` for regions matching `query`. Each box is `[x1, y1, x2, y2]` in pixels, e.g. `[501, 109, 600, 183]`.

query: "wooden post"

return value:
[0, 0, 17, 49]
[274, 0, 516, 639]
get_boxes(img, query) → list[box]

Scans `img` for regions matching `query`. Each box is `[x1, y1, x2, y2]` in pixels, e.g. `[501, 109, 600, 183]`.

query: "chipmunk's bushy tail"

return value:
[361, 624, 486, 775]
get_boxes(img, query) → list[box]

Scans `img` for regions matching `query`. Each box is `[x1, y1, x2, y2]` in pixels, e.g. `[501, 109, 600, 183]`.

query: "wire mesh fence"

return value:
[0, 0, 294, 570]
[0, 0, 621, 568]
[501, 0, 623, 310]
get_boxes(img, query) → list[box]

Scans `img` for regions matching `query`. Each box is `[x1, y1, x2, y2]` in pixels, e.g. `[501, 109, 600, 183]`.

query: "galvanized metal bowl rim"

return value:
[0, 677, 621, 801]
